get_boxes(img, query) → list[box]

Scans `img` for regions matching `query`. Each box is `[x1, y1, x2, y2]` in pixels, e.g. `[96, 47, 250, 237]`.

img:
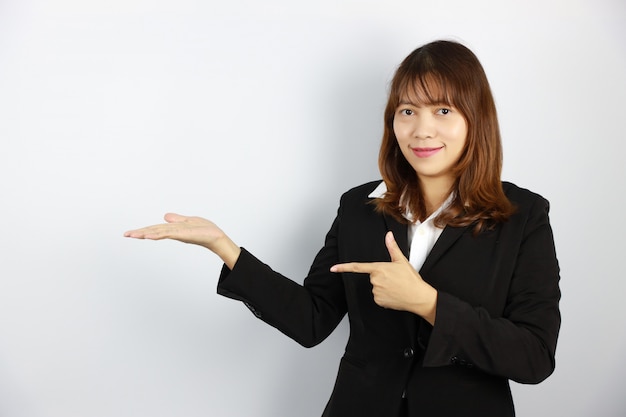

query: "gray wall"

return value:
[0, 0, 624, 416]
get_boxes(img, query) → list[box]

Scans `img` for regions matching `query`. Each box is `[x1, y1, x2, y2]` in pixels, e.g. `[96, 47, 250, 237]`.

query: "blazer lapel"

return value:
[420, 225, 468, 274]
[381, 213, 469, 271]
[382, 214, 410, 258]
[379, 209, 471, 351]
[381, 213, 421, 348]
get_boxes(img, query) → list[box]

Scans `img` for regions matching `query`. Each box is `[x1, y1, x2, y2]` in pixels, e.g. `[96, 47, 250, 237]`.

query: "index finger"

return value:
[330, 262, 381, 274]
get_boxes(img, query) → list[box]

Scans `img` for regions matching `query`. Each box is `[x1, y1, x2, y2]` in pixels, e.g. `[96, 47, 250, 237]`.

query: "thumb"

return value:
[385, 231, 408, 263]
[164, 213, 187, 223]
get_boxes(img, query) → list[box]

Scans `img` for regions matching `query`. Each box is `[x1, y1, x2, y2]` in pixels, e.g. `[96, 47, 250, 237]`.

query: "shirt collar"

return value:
[367, 181, 454, 224]
[368, 181, 388, 199]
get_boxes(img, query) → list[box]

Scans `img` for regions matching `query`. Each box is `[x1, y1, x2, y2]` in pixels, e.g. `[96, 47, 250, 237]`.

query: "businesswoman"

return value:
[124, 40, 561, 417]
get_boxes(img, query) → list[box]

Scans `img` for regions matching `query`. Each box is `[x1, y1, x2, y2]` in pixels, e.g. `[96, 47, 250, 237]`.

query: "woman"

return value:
[124, 40, 561, 417]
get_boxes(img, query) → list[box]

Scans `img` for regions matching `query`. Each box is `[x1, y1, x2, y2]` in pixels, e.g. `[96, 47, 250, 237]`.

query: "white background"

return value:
[1, 0, 625, 416]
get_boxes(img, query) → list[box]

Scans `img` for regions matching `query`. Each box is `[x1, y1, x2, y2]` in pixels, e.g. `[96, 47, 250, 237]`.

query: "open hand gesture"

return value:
[124, 213, 241, 269]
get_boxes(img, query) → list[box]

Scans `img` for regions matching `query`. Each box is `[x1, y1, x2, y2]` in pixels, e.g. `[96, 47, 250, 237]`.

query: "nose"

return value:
[412, 113, 435, 139]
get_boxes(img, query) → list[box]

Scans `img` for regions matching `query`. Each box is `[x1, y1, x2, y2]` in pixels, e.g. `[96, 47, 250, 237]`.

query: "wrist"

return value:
[209, 235, 241, 270]
[410, 284, 437, 325]
[421, 286, 438, 325]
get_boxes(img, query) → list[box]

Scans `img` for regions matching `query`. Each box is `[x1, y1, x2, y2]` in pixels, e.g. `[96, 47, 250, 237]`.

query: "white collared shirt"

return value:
[368, 181, 452, 272]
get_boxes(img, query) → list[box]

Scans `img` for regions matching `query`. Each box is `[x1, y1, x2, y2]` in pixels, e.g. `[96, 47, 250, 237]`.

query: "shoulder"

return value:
[339, 180, 383, 204]
[334, 180, 384, 221]
[341, 180, 383, 199]
[502, 181, 548, 204]
[334, 181, 389, 240]
[502, 181, 549, 210]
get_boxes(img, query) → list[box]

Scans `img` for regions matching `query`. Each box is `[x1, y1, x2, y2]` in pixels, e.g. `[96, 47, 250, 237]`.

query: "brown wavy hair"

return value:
[376, 40, 514, 233]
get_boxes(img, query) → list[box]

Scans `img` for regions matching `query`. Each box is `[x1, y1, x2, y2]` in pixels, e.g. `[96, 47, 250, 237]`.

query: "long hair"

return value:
[376, 40, 514, 233]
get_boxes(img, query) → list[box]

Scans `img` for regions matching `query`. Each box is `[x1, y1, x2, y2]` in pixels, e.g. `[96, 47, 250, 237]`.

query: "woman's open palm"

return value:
[125, 213, 225, 251]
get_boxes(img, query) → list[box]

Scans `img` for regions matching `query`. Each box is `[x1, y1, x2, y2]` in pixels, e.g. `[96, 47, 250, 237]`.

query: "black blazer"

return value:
[217, 181, 561, 417]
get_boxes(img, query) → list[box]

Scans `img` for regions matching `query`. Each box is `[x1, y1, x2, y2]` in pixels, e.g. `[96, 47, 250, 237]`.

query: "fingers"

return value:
[124, 213, 185, 239]
[123, 224, 169, 239]
[330, 231, 409, 273]
[330, 262, 378, 274]
[124, 213, 189, 238]
[124, 229, 150, 239]
[385, 231, 408, 263]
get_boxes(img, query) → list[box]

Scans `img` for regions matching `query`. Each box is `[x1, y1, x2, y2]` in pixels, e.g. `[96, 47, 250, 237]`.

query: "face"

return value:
[393, 95, 467, 185]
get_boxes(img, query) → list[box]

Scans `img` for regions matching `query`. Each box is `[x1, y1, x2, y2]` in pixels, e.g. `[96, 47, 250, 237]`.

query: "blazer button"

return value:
[403, 348, 414, 358]
[450, 356, 459, 364]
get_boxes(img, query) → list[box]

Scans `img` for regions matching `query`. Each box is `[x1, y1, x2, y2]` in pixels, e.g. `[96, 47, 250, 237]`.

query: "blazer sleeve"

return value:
[422, 196, 561, 384]
[216, 210, 348, 348]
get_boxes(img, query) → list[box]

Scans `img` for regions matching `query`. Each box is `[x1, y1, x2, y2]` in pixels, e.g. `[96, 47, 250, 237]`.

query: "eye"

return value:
[399, 109, 413, 116]
[437, 108, 451, 115]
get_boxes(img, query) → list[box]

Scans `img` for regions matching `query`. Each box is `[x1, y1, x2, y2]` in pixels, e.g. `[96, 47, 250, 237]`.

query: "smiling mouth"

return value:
[411, 146, 443, 158]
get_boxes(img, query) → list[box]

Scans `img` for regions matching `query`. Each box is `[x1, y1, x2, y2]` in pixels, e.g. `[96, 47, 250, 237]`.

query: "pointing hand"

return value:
[330, 231, 437, 324]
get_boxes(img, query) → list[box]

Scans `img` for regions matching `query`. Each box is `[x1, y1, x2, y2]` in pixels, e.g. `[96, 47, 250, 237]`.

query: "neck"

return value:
[419, 175, 454, 216]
